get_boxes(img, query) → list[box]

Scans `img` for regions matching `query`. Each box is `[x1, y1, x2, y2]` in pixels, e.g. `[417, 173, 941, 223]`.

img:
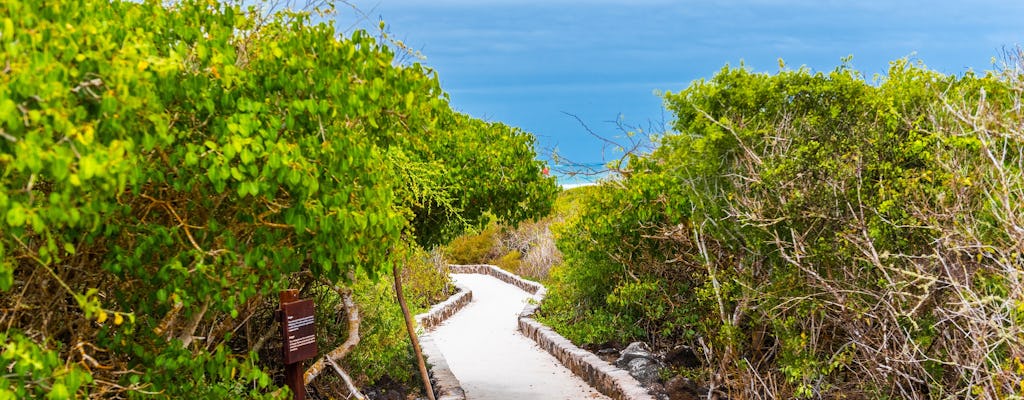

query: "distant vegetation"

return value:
[539, 56, 1024, 399]
[0, 0, 555, 398]
[442, 185, 615, 284]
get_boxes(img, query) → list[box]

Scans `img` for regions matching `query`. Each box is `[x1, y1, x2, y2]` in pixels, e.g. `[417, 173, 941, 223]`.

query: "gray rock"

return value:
[627, 357, 662, 385]
[615, 341, 654, 368]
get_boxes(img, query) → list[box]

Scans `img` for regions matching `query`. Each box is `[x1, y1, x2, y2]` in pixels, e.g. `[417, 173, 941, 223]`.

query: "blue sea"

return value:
[550, 163, 614, 188]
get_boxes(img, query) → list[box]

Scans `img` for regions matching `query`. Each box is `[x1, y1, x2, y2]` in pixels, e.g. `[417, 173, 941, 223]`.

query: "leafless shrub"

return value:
[495, 220, 562, 280]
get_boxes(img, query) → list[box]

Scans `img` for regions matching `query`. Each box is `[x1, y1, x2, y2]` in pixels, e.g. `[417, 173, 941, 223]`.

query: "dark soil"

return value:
[363, 376, 421, 400]
[306, 375, 423, 400]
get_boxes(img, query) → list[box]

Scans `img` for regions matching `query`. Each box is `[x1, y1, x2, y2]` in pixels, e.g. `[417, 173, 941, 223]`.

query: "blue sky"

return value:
[337, 0, 1023, 166]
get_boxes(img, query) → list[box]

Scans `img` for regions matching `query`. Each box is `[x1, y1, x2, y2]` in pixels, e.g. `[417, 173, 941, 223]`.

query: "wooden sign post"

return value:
[279, 289, 317, 400]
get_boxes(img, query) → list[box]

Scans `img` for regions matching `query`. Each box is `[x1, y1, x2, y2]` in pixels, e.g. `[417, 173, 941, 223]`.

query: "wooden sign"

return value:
[280, 298, 317, 364]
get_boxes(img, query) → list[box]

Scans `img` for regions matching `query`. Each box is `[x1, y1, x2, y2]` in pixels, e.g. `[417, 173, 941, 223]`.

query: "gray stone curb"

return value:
[416, 282, 474, 331]
[417, 333, 466, 400]
[448, 264, 543, 295]
[448, 264, 655, 400]
[415, 281, 473, 400]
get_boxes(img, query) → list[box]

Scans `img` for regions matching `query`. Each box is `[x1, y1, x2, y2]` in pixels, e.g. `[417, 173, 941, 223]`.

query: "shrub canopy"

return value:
[0, 0, 556, 397]
[542, 59, 1024, 398]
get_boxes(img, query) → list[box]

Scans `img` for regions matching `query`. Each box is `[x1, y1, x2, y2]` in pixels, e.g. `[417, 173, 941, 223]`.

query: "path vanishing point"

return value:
[430, 273, 610, 400]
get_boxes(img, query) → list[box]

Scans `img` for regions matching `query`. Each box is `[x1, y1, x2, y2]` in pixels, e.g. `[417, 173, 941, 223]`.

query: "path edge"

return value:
[448, 264, 656, 400]
[415, 279, 473, 400]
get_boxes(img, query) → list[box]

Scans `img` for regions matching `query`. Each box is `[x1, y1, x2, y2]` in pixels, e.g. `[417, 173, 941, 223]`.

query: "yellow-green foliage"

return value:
[493, 250, 523, 276]
[443, 223, 500, 264]
[399, 244, 455, 308]
[444, 188, 598, 280]
[552, 185, 600, 217]
[346, 278, 415, 386]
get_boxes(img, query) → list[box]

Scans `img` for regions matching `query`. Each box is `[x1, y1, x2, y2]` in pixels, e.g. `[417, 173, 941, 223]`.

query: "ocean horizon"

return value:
[550, 163, 613, 188]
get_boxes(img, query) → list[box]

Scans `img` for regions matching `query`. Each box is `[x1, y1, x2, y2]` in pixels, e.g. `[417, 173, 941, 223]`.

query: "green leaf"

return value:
[5, 205, 26, 227]
[46, 383, 69, 400]
[0, 261, 13, 291]
[404, 91, 415, 109]
[79, 156, 99, 179]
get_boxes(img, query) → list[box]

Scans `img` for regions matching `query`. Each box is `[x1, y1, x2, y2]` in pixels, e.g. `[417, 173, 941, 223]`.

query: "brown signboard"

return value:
[280, 299, 317, 364]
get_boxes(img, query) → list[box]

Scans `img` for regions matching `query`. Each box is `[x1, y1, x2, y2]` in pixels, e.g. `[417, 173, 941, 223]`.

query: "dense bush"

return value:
[541, 57, 1024, 399]
[443, 222, 501, 265]
[443, 199, 571, 281]
[0, 0, 555, 397]
[442, 187, 614, 281]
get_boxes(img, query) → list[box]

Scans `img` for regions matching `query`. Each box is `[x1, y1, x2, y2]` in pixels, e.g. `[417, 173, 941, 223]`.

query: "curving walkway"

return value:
[430, 273, 609, 400]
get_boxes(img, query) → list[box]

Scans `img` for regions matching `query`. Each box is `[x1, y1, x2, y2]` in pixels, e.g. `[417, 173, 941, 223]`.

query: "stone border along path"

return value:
[416, 281, 473, 400]
[415, 264, 654, 400]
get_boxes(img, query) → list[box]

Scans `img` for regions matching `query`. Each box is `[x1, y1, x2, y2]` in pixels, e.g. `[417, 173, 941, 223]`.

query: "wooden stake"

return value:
[394, 264, 436, 400]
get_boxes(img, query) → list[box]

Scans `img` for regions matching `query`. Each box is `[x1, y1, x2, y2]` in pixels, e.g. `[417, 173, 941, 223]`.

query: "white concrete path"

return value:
[431, 274, 609, 400]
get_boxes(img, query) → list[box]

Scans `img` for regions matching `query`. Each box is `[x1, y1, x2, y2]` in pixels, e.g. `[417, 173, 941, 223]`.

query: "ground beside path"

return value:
[430, 273, 609, 400]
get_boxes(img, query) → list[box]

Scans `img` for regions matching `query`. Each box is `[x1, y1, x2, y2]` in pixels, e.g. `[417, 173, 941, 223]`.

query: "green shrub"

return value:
[443, 222, 500, 264]
[493, 250, 523, 276]
[345, 278, 416, 386]
[0, 332, 94, 399]
[312, 244, 449, 388]
[0, 0, 555, 396]
[443, 188, 602, 281]
[400, 246, 455, 308]
[544, 58, 1024, 398]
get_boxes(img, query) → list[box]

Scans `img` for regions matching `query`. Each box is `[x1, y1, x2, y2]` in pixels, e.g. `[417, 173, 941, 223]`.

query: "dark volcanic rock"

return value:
[615, 341, 655, 368]
[665, 345, 701, 368]
[627, 357, 663, 386]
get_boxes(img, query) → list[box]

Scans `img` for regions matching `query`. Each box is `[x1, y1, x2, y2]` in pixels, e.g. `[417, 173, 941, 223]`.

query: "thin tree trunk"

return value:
[304, 284, 366, 400]
[179, 300, 209, 348]
[327, 357, 365, 400]
[154, 300, 182, 339]
[394, 264, 436, 400]
[250, 320, 278, 355]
